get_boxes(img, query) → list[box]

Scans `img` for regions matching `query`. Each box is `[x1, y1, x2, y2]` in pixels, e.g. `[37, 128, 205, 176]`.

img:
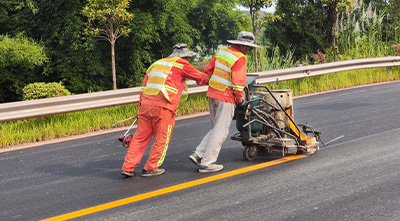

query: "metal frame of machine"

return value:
[232, 75, 321, 160]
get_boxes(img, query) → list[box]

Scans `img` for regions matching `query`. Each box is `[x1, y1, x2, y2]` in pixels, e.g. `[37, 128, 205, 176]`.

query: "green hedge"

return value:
[22, 82, 71, 100]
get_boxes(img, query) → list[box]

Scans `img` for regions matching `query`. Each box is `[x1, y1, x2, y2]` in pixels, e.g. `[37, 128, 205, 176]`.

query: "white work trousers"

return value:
[195, 98, 235, 166]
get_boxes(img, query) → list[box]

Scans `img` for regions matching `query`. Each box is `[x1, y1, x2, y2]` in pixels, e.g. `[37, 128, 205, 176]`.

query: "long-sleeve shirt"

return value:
[139, 58, 209, 114]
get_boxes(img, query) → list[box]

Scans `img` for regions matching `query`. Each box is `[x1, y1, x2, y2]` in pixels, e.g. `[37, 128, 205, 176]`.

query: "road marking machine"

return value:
[232, 75, 322, 160]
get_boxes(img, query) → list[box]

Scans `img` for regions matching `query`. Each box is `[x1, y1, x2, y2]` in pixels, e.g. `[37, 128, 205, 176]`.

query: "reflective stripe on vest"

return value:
[142, 57, 182, 101]
[209, 47, 245, 91]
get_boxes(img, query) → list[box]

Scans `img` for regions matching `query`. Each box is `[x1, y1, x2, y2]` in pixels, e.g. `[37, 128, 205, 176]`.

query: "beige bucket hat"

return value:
[227, 31, 262, 49]
[168, 44, 197, 58]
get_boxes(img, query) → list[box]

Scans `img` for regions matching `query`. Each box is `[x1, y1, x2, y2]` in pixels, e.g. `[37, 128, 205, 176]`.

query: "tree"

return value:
[387, 0, 400, 43]
[24, 0, 111, 94]
[115, 0, 202, 88]
[83, 0, 134, 90]
[265, 0, 332, 59]
[240, 0, 274, 71]
[0, 0, 38, 36]
[321, 0, 356, 61]
[0, 35, 47, 102]
[188, 0, 242, 56]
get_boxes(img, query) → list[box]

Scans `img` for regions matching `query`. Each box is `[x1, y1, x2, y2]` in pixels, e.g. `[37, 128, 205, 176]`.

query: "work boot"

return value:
[121, 171, 134, 177]
[189, 152, 201, 166]
[199, 164, 223, 173]
[141, 168, 165, 177]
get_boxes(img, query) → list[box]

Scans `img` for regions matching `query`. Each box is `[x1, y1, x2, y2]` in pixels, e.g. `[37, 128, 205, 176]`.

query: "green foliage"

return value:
[240, 0, 274, 71]
[117, 0, 232, 88]
[188, 0, 243, 56]
[0, 35, 46, 68]
[240, 0, 274, 33]
[0, 0, 112, 95]
[83, 0, 134, 90]
[265, 0, 332, 59]
[116, 0, 198, 88]
[246, 46, 298, 72]
[335, 1, 391, 60]
[321, 0, 357, 11]
[28, 0, 111, 93]
[321, 0, 356, 60]
[0, 35, 47, 102]
[381, 0, 400, 45]
[22, 82, 71, 100]
[82, 0, 134, 41]
[0, 0, 38, 34]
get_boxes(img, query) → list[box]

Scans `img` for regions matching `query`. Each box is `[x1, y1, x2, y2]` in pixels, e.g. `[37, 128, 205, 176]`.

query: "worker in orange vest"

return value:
[189, 31, 261, 173]
[122, 44, 209, 177]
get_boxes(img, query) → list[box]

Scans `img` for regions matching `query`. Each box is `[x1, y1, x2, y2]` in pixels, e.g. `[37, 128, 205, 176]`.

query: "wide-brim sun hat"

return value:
[227, 31, 262, 49]
[168, 44, 197, 58]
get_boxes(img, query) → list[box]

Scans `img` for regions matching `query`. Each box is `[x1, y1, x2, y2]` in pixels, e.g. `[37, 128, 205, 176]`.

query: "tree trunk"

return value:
[111, 41, 117, 90]
[254, 35, 259, 72]
[250, 7, 259, 72]
[332, 3, 338, 62]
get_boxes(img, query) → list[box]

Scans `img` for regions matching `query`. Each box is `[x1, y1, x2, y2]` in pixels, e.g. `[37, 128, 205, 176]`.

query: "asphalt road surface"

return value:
[1, 81, 400, 221]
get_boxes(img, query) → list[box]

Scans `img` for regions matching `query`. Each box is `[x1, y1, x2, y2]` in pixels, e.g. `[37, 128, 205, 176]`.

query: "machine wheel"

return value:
[243, 144, 257, 161]
[122, 134, 133, 148]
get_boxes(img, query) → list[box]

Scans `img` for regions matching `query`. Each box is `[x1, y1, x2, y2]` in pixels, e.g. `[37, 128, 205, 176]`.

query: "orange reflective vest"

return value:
[142, 57, 183, 102]
[209, 47, 246, 92]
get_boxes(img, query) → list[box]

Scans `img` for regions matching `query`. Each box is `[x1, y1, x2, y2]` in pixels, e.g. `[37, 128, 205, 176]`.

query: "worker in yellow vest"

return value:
[189, 31, 261, 173]
[122, 44, 209, 177]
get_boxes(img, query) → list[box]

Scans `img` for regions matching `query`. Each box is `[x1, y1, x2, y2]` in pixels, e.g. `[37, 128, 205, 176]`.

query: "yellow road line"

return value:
[42, 155, 306, 221]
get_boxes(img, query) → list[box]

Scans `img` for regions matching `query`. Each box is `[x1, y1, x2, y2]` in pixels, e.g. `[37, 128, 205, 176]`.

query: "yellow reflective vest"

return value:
[141, 57, 183, 101]
[209, 47, 246, 92]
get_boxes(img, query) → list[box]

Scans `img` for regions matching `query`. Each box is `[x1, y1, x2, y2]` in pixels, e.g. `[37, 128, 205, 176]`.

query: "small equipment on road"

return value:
[113, 115, 138, 148]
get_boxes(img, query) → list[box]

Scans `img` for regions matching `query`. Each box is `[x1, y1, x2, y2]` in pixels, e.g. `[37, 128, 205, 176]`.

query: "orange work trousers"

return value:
[122, 105, 175, 172]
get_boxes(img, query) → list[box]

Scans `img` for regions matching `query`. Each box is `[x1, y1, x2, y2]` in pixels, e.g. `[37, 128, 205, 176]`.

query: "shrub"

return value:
[22, 82, 71, 100]
[0, 35, 48, 102]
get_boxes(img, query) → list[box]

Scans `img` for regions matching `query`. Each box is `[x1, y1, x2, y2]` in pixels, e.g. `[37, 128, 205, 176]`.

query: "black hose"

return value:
[251, 84, 302, 141]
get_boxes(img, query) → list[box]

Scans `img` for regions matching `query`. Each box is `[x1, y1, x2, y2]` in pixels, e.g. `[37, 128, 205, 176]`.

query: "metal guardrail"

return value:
[1, 56, 400, 122]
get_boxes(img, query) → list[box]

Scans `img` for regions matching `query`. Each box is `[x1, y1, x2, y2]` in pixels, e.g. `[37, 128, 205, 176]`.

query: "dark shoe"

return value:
[141, 168, 165, 177]
[189, 152, 201, 166]
[199, 164, 223, 173]
[121, 171, 134, 177]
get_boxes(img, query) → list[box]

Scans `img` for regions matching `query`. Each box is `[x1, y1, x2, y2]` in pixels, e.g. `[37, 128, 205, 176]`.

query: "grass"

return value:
[270, 67, 400, 96]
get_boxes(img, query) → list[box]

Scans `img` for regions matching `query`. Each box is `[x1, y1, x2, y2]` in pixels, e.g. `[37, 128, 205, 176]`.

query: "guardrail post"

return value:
[387, 67, 393, 76]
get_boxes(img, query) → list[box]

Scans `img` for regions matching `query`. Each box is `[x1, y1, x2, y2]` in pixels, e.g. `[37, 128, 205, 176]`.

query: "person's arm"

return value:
[204, 56, 216, 78]
[231, 56, 247, 103]
[138, 71, 149, 106]
[180, 59, 210, 86]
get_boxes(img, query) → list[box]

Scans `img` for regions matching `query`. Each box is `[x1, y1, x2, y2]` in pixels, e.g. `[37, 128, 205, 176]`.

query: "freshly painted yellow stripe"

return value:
[41, 155, 306, 221]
